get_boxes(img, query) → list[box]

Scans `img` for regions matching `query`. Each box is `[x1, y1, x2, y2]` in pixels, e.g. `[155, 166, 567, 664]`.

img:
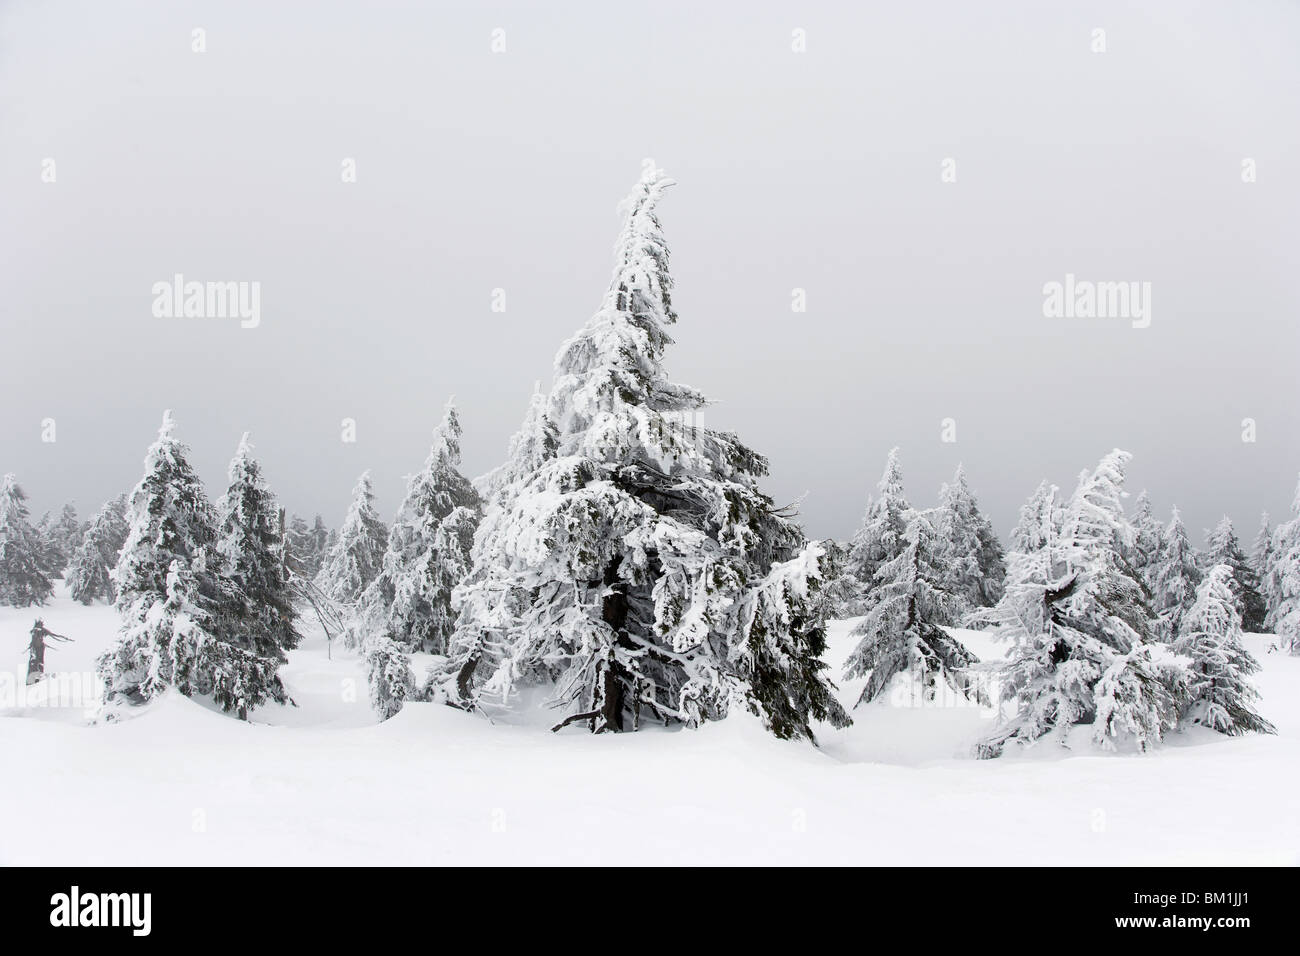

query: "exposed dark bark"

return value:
[456, 646, 482, 705]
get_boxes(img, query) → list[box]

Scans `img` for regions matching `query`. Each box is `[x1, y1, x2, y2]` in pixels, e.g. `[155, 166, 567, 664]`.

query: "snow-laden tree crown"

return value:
[440, 167, 848, 740]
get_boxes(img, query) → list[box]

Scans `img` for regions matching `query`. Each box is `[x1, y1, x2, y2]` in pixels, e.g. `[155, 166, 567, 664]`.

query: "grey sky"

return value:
[2, 0, 1298, 547]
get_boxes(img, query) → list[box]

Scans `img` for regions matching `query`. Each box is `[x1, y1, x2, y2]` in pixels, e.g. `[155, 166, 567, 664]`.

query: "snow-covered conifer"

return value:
[975, 450, 1183, 757]
[309, 515, 330, 566]
[1173, 564, 1274, 735]
[844, 510, 977, 706]
[1129, 490, 1163, 577]
[67, 495, 129, 604]
[1252, 512, 1278, 620]
[844, 448, 913, 597]
[286, 513, 333, 577]
[286, 514, 331, 579]
[99, 413, 289, 717]
[315, 471, 388, 604]
[820, 537, 871, 618]
[356, 402, 481, 657]
[1148, 507, 1202, 639]
[1203, 516, 1266, 632]
[1272, 547, 1300, 654]
[101, 557, 288, 717]
[1008, 480, 1057, 555]
[0, 474, 55, 607]
[440, 168, 848, 741]
[933, 464, 1005, 610]
[33, 511, 67, 577]
[51, 504, 85, 567]
[214, 433, 300, 654]
[438, 388, 562, 701]
[285, 514, 313, 573]
[364, 631, 415, 721]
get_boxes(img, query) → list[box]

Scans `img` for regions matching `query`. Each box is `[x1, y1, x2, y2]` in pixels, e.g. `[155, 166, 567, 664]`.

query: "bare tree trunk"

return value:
[597, 559, 630, 733]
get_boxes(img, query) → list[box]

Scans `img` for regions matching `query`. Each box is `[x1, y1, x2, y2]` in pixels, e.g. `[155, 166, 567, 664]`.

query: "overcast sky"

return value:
[2, 0, 1298, 546]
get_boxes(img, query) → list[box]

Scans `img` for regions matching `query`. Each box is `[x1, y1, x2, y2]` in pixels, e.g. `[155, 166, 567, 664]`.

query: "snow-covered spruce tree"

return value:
[1204, 516, 1267, 632]
[1173, 564, 1274, 735]
[975, 450, 1186, 757]
[214, 433, 301, 654]
[1252, 512, 1278, 621]
[285, 514, 313, 574]
[0, 474, 55, 607]
[1272, 546, 1300, 654]
[99, 413, 289, 717]
[440, 168, 849, 741]
[315, 471, 389, 605]
[1129, 490, 1163, 578]
[1148, 507, 1202, 640]
[435, 386, 561, 703]
[934, 464, 1005, 611]
[51, 504, 85, 567]
[365, 631, 416, 721]
[309, 515, 330, 569]
[33, 511, 67, 578]
[1263, 478, 1300, 634]
[844, 509, 977, 706]
[844, 448, 913, 595]
[67, 495, 130, 604]
[1007, 480, 1058, 555]
[819, 537, 871, 618]
[354, 402, 482, 658]
[287, 514, 331, 580]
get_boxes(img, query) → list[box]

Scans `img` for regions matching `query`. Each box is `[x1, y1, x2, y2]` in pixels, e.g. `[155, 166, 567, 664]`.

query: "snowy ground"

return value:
[2, 583, 1297, 865]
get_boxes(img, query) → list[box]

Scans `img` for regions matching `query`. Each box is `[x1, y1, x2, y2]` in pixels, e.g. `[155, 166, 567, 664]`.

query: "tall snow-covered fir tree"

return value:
[933, 464, 1005, 611]
[848, 449, 912, 582]
[354, 401, 482, 657]
[0, 474, 55, 607]
[820, 537, 869, 618]
[285, 514, 314, 575]
[1203, 516, 1266, 632]
[99, 413, 289, 718]
[843, 509, 977, 706]
[67, 494, 130, 605]
[1008, 480, 1058, 555]
[435, 384, 561, 704]
[1173, 564, 1274, 736]
[439, 167, 849, 741]
[1252, 512, 1277, 621]
[308, 515, 330, 571]
[32, 510, 67, 579]
[214, 433, 301, 654]
[974, 450, 1187, 757]
[51, 503, 85, 569]
[1129, 490, 1163, 577]
[353, 405, 481, 720]
[315, 471, 389, 605]
[1148, 507, 1202, 640]
[286, 514, 331, 580]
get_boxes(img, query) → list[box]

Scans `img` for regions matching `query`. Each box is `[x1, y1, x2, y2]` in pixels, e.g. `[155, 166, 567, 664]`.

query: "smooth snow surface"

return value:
[2, 585, 1296, 865]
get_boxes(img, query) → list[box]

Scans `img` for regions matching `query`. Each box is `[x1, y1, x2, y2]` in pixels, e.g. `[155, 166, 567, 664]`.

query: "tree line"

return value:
[2, 167, 1295, 754]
